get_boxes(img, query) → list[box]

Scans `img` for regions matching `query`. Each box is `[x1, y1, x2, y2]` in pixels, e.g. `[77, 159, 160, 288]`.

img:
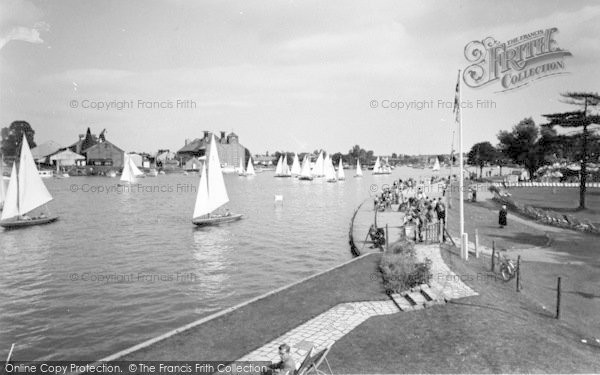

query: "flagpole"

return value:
[457, 69, 467, 260]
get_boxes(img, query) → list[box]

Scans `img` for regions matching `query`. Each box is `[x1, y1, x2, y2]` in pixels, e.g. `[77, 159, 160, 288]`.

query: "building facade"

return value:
[177, 131, 246, 168]
[85, 140, 124, 168]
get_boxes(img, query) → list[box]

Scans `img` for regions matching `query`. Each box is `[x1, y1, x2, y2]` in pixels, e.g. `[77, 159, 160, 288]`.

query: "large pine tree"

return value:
[542, 92, 600, 209]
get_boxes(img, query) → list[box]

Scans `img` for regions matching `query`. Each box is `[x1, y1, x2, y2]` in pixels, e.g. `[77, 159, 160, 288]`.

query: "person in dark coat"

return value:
[499, 205, 507, 228]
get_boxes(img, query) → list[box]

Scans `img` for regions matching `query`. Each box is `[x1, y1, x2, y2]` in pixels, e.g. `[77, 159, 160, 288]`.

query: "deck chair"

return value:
[294, 346, 314, 375]
[305, 345, 333, 375]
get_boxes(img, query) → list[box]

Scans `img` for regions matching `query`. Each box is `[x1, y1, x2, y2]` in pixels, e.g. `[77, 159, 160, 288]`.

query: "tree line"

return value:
[467, 92, 600, 209]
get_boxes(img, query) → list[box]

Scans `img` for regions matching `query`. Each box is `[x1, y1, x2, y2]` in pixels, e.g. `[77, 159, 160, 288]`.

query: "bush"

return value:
[379, 253, 432, 293]
[387, 238, 415, 256]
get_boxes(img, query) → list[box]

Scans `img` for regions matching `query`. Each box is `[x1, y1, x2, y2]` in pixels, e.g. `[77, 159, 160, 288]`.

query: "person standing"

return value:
[435, 199, 446, 241]
[499, 205, 508, 228]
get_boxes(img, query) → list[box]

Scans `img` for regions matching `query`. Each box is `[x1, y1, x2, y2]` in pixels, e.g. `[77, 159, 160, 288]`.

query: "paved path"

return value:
[237, 244, 478, 365]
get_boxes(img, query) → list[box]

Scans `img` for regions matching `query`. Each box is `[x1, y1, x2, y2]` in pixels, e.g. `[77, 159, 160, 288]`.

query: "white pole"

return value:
[458, 69, 466, 260]
[7, 343, 15, 363]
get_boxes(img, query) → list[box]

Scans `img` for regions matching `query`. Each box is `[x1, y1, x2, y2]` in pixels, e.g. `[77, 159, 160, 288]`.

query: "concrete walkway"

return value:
[237, 244, 478, 365]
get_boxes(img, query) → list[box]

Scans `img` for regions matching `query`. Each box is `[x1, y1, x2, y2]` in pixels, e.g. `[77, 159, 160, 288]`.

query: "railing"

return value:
[396, 221, 443, 243]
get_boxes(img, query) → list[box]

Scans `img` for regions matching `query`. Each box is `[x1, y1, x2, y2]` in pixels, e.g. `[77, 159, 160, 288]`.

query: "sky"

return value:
[1, 0, 599, 156]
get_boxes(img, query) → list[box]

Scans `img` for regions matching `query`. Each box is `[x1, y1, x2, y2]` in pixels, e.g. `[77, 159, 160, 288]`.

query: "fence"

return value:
[393, 221, 443, 243]
[500, 181, 600, 188]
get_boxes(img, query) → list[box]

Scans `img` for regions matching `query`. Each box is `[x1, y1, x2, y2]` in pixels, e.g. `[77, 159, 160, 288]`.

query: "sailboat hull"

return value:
[0, 215, 58, 229]
[298, 176, 313, 181]
[192, 214, 243, 226]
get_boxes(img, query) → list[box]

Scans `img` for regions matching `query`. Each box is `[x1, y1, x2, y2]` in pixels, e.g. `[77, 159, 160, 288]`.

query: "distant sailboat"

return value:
[120, 153, 145, 185]
[192, 134, 242, 226]
[245, 157, 256, 176]
[336, 158, 345, 180]
[0, 154, 6, 210]
[312, 151, 325, 177]
[237, 158, 245, 176]
[291, 153, 301, 176]
[0, 136, 58, 228]
[432, 157, 440, 171]
[354, 159, 363, 177]
[372, 156, 391, 175]
[325, 154, 337, 183]
[275, 155, 292, 177]
[298, 155, 313, 181]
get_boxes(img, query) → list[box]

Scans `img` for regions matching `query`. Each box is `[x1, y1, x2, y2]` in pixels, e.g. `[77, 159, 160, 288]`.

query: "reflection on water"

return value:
[0, 167, 441, 360]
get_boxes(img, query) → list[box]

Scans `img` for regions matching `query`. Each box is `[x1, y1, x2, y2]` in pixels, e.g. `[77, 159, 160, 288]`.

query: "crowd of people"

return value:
[372, 177, 448, 242]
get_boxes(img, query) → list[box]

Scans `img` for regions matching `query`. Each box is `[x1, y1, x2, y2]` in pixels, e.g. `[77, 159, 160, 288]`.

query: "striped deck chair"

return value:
[305, 345, 333, 375]
[294, 347, 314, 375]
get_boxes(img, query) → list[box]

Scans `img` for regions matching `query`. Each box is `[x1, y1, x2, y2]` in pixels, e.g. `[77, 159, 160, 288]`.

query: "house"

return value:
[177, 131, 246, 168]
[31, 141, 63, 164]
[85, 140, 124, 168]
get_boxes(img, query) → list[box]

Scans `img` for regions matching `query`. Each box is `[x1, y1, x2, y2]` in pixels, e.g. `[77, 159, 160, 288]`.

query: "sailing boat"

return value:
[0, 154, 6, 210]
[336, 158, 345, 180]
[432, 157, 440, 171]
[291, 153, 301, 177]
[325, 154, 337, 183]
[298, 155, 313, 181]
[119, 153, 145, 185]
[237, 158, 245, 176]
[354, 159, 363, 178]
[275, 155, 292, 177]
[372, 156, 391, 175]
[312, 151, 325, 177]
[192, 134, 242, 226]
[0, 136, 58, 228]
[245, 157, 256, 176]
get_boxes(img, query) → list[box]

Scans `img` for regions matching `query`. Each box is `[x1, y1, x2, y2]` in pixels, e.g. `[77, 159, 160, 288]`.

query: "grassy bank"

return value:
[117, 252, 386, 361]
[327, 244, 600, 373]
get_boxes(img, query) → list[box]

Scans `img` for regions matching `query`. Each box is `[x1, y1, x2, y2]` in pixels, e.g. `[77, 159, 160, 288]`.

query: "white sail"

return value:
[325, 154, 337, 181]
[0, 155, 5, 207]
[312, 151, 324, 177]
[238, 158, 245, 174]
[129, 156, 144, 176]
[120, 154, 134, 183]
[246, 157, 255, 175]
[205, 134, 229, 213]
[1, 164, 19, 220]
[337, 158, 345, 180]
[300, 155, 312, 178]
[291, 153, 301, 175]
[356, 159, 363, 176]
[432, 157, 440, 171]
[281, 155, 291, 176]
[18, 136, 53, 215]
[192, 162, 210, 218]
[275, 156, 283, 175]
[373, 157, 381, 173]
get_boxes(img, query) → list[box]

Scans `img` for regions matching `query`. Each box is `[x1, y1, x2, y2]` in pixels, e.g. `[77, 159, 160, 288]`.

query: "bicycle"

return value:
[494, 250, 517, 281]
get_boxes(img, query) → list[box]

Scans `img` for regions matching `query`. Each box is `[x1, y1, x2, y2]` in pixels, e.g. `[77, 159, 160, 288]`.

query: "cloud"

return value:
[0, 0, 47, 51]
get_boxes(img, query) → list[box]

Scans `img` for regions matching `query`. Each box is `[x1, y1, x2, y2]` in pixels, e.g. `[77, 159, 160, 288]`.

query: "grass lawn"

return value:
[328, 244, 600, 373]
[507, 187, 600, 226]
[118, 252, 387, 361]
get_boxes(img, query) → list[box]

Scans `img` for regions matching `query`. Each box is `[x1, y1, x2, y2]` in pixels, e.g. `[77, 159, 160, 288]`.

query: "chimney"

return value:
[220, 131, 226, 140]
[203, 131, 209, 140]
[185, 138, 190, 146]
[79, 134, 84, 141]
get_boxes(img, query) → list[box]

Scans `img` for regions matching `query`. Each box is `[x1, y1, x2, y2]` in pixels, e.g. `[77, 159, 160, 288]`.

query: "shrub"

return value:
[379, 253, 432, 293]
[387, 238, 415, 256]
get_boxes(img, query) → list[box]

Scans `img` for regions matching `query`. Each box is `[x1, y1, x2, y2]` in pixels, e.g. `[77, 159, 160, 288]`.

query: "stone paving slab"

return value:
[239, 244, 478, 366]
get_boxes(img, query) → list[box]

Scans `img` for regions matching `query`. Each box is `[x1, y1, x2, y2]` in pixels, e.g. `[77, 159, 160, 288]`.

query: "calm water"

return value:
[0, 167, 450, 360]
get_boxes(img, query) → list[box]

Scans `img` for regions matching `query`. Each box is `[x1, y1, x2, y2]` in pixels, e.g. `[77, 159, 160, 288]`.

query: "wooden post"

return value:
[475, 228, 479, 258]
[516, 255, 521, 292]
[556, 277, 561, 319]
[491, 241, 496, 271]
[385, 224, 389, 252]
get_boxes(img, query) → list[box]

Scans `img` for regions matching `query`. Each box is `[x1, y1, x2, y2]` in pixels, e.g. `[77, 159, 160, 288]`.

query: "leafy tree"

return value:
[497, 117, 544, 181]
[1, 121, 37, 158]
[467, 141, 498, 178]
[542, 92, 600, 209]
